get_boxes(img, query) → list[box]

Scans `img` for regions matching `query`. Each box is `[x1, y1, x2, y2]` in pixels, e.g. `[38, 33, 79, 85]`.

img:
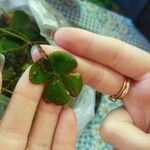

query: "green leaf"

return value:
[0, 94, 10, 119]
[2, 67, 16, 80]
[44, 79, 71, 105]
[29, 51, 82, 105]
[29, 57, 55, 84]
[9, 10, 40, 40]
[22, 63, 31, 71]
[3, 27, 29, 41]
[0, 37, 20, 53]
[62, 73, 83, 96]
[49, 51, 78, 75]
[9, 10, 30, 30]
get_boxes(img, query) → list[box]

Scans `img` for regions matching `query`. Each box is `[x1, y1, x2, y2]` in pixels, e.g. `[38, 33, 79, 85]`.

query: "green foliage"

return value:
[9, 11, 39, 40]
[29, 51, 83, 105]
[0, 9, 82, 110]
[0, 10, 48, 117]
[62, 73, 83, 97]
[29, 57, 55, 84]
[49, 51, 78, 75]
[0, 94, 10, 119]
[0, 10, 82, 108]
[44, 79, 71, 105]
[87, 0, 116, 9]
[0, 37, 20, 53]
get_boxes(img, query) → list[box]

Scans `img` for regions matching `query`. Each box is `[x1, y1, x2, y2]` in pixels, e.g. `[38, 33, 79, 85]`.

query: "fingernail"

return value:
[31, 45, 42, 62]
[0, 54, 5, 72]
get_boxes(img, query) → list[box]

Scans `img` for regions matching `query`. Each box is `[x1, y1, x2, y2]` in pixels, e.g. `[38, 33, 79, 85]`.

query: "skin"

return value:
[1, 27, 150, 150]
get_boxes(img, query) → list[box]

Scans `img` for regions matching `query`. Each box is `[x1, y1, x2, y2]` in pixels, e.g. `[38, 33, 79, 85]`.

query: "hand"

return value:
[50, 27, 150, 150]
[0, 51, 76, 150]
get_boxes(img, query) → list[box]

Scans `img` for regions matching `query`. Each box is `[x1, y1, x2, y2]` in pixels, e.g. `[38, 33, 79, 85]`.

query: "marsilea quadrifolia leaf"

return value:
[29, 51, 83, 105]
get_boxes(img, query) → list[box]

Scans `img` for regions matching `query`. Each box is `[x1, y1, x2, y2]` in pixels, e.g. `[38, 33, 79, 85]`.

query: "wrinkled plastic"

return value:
[0, 0, 95, 134]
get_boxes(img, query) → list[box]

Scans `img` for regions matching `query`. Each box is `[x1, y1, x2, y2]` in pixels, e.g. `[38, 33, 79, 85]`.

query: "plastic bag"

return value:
[0, 0, 95, 134]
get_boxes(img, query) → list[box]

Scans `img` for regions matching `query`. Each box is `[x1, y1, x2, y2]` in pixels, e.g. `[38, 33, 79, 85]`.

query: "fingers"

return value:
[54, 27, 150, 80]
[27, 104, 76, 150]
[0, 68, 44, 140]
[51, 107, 77, 150]
[26, 101, 62, 150]
[100, 107, 150, 150]
[36, 45, 124, 96]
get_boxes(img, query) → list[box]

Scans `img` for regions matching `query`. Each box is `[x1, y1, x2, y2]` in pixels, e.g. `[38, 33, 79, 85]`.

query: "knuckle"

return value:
[0, 126, 27, 141]
[111, 41, 126, 69]
[26, 143, 50, 150]
[0, 128, 27, 149]
[86, 34, 95, 56]
[87, 67, 106, 90]
[12, 90, 38, 103]
[99, 119, 116, 142]
[61, 107, 77, 129]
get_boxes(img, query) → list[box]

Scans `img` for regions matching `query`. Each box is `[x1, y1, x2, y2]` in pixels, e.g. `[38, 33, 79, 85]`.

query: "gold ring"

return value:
[109, 77, 131, 102]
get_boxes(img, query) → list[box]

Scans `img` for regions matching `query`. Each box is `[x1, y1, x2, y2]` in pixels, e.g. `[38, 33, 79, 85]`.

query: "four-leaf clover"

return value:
[29, 51, 83, 105]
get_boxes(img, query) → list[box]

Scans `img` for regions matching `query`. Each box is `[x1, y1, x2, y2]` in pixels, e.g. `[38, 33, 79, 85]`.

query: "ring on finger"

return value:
[109, 76, 131, 102]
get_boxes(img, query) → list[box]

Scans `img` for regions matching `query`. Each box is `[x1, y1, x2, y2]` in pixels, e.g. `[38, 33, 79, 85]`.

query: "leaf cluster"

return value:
[0, 10, 47, 117]
[29, 51, 83, 105]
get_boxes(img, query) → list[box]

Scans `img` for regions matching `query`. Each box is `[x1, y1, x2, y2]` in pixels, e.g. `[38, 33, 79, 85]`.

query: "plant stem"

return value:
[1, 87, 13, 94]
[2, 41, 48, 53]
[0, 28, 29, 43]
[3, 43, 28, 53]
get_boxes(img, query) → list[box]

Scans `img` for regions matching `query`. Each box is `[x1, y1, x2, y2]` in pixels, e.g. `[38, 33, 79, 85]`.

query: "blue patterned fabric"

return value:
[47, 0, 150, 149]
[48, 0, 150, 51]
[76, 95, 122, 150]
[113, 0, 150, 41]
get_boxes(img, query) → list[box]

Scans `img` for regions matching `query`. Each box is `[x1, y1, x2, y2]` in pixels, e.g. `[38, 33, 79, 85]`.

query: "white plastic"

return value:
[0, 0, 96, 134]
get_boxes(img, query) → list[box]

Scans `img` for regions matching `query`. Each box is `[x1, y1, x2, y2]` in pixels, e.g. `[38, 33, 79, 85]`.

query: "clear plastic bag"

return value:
[0, 0, 95, 134]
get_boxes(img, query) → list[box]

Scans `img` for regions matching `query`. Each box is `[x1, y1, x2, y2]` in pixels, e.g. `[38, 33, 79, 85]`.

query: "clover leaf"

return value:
[49, 51, 78, 75]
[44, 79, 71, 105]
[61, 73, 83, 97]
[29, 57, 55, 84]
[29, 51, 83, 105]
[0, 94, 10, 119]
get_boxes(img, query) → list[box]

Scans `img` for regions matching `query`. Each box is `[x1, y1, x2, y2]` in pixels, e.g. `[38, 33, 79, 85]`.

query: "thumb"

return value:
[0, 54, 5, 90]
[100, 107, 150, 150]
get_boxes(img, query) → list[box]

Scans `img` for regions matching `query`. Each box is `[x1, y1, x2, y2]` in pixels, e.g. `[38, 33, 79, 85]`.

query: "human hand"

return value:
[0, 50, 76, 150]
[51, 27, 150, 150]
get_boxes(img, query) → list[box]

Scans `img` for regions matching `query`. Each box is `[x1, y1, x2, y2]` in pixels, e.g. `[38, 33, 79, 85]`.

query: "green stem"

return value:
[0, 28, 29, 43]
[3, 43, 28, 53]
[1, 87, 13, 94]
[3, 41, 48, 53]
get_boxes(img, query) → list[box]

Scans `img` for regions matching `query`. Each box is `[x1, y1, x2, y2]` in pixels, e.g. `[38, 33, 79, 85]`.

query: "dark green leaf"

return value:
[3, 27, 29, 41]
[0, 14, 8, 27]
[0, 94, 10, 119]
[62, 73, 83, 96]
[29, 57, 55, 84]
[9, 10, 40, 40]
[0, 37, 20, 53]
[9, 10, 30, 30]
[2, 68, 16, 80]
[22, 63, 31, 71]
[49, 51, 78, 75]
[44, 79, 71, 105]
[0, 10, 47, 98]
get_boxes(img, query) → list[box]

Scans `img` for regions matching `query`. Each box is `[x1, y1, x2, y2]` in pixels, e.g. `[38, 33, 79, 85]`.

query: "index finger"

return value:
[54, 27, 150, 80]
[0, 68, 44, 140]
